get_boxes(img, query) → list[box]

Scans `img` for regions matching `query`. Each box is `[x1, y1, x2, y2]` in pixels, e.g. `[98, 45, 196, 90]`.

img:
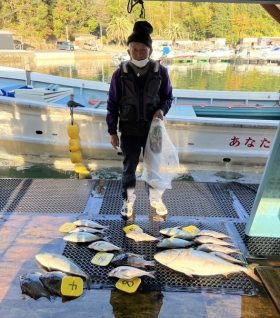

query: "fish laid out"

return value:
[126, 230, 158, 242]
[108, 266, 155, 279]
[20, 272, 51, 300]
[194, 236, 234, 247]
[70, 227, 106, 234]
[35, 253, 89, 281]
[39, 271, 66, 297]
[197, 244, 241, 255]
[88, 241, 122, 252]
[63, 232, 102, 243]
[157, 238, 193, 249]
[160, 227, 194, 240]
[209, 252, 246, 265]
[196, 230, 230, 239]
[111, 253, 155, 268]
[154, 248, 260, 282]
[73, 219, 108, 229]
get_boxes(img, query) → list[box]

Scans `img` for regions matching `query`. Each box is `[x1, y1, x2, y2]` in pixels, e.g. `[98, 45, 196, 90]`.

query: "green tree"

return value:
[165, 23, 184, 44]
[106, 16, 132, 45]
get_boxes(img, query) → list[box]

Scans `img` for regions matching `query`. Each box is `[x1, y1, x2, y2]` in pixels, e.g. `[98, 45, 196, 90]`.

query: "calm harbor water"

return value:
[33, 60, 280, 92]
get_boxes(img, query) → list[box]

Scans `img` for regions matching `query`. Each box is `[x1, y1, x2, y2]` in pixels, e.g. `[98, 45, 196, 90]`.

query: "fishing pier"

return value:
[0, 176, 279, 317]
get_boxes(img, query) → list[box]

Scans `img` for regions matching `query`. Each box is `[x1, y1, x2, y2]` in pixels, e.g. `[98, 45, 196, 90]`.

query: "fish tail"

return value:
[245, 264, 261, 283]
[231, 249, 242, 254]
[145, 260, 155, 267]
[148, 271, 156, 279]
[86, 276, 92, 290]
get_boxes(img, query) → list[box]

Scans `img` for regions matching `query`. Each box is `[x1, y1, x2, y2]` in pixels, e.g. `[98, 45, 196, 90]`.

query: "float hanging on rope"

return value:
[67, 95, 91, 179]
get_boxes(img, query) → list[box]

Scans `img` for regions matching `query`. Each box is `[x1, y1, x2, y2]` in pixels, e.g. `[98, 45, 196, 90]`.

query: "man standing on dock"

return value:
[106, 20, 173, 219]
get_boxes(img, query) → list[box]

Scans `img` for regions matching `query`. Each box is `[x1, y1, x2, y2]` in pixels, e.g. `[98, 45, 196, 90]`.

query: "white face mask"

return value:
[130, 58, 149, 68]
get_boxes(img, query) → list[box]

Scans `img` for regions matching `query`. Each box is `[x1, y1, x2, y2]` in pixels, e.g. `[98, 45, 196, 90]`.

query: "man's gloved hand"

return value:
[153, 109, 164, 120]
[111, 134, 119, 149]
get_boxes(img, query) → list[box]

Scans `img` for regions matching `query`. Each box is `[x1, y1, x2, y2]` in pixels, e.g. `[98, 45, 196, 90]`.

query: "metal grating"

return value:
[0, 179, 95, 213]
[226, 183, 258, 215]
[235, 223, 280, 257]
[63, 220, 256, 295]
[99, 180, 151, 215]
[100, 181, 240, 219]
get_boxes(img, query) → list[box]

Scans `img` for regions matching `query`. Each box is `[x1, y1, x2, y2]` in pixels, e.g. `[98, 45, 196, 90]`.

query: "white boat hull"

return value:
[0, 96, 277, 165]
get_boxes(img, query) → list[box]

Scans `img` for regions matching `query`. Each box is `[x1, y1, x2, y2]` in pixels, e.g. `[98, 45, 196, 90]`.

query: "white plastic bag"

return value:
[141, 119, 179, 191]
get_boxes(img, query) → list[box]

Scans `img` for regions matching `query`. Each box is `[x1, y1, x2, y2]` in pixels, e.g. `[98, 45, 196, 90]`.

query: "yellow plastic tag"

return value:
[61, 276, 83, 297]
[122, 224, 143, 234]
[59, 223, 77, 233]
[91, 252, 114, 266]
[115, 277, 141, 293]
[182, 225, 200, 236]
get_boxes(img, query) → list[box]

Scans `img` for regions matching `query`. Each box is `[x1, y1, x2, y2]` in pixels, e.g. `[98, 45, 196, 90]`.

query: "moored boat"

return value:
[0, 66, 278, 165]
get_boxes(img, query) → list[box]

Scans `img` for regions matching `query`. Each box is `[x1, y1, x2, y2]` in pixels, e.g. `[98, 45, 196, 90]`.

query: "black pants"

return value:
[120, 134, 148, 199]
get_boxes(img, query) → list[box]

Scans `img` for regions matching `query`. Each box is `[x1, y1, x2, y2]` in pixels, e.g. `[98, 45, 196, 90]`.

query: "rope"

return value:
[127, 0, 145, 19]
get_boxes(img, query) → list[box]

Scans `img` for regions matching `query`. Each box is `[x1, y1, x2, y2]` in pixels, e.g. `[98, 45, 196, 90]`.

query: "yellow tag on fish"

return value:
[61, 276, 83, 297]
[182, 225, 200, 236]
[122, 224, 143, 234]
[115, 278, 141, 293]
[91, 252, 114, 266]
[59, 223, 77, 233]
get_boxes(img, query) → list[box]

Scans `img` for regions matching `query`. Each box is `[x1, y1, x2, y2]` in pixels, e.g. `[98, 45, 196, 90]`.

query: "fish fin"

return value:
[246, 264, 261, 283]
[102, 236, 111, 242]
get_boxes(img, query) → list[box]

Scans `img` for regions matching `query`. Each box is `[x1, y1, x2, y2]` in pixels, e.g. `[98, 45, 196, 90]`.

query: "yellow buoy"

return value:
[67, 124, 79, 139]
[69, 138, 80, 152]
[70, 151, 82, 163]
[74, 164, 87, 174]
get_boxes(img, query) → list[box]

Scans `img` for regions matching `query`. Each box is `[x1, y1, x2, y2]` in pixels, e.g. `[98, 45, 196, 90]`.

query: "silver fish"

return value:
[154, 248, 260, 282]
[35, 253, 88, 280]
[209, 252, 246, 265]
[126, 231, 158, 242]
[70, 227, 106, 234]
[88, 241, 121, 252]
[20, 272, 51, 300]
[111, 253, 155, 268]
[157, 238, 193, 249]
[108, 266, 155, 279]
[196, 230, 230, 239]
[196, 244, 241, 255]
[63, 232, 102, 243]
[160, 227, 194, 240]
[73, 219, 108, 229]
[194, 236, 234, 247]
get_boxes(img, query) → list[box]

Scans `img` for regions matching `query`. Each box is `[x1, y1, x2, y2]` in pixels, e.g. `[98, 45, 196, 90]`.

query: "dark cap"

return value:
[127, 20, 153, 49]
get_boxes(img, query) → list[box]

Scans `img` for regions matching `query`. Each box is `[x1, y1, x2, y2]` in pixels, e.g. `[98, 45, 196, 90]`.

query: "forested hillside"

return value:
[0, 0, 279, 45]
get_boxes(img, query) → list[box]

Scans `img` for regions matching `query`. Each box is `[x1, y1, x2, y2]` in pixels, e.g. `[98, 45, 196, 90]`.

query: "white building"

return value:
[0, 31, 14, 50]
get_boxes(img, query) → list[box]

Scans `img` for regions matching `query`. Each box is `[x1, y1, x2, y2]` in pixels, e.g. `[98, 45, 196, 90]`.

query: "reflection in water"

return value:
[110, 290, 163, 318]
[1, 58, 280, 91]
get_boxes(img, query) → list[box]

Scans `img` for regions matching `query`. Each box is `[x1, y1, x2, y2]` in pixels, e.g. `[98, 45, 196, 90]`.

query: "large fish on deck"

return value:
[196, 230, 230, 239]
[108, 266, 155, 279]
[154, 248, 260, 282]
[63, 232, 102, 243]
[197, 244, 241, 254]
[160, 227, 194, 240]
[20, 272, 51, 300]
[126, 231, 158, 242]
[35, 253, 90, 285]
[73, 219, 108, 229]
[194, 235, 234, 246]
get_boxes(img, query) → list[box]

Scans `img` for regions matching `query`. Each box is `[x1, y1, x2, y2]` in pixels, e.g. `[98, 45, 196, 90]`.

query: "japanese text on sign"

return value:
[229, 136, 271, 148]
